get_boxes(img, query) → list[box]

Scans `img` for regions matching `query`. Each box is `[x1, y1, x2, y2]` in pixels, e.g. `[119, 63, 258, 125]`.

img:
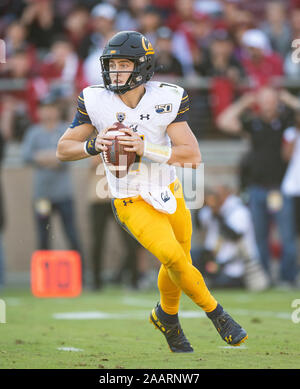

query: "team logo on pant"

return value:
[161, 191, 170, 203]
[116, 112, 126, 123]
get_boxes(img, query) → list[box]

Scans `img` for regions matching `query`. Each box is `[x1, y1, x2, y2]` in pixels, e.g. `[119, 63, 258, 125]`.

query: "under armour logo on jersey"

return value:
[161, 191, 170, 203]
[140, 114, 150, 120]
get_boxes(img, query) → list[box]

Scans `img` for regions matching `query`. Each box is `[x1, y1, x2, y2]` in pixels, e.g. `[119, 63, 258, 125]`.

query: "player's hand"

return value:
[117, 128, 144, 156]
[95, 126, 117, 152]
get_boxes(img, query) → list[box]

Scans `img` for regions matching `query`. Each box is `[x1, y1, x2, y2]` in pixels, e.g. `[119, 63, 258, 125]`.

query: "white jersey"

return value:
[79, 81, 189, 198]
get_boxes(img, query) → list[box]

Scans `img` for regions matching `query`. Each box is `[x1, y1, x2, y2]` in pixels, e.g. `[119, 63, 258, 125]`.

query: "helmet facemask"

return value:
[100, 55, 151, 95]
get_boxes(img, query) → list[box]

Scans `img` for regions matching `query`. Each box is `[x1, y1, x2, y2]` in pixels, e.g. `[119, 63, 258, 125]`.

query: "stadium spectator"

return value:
[219, 0, 252, 32]
[152, 27, 183, 78]
[291, 0, 300, 8]
[151, 0, 175, 19]
[0, 0, 26, 36]
[194, 0, 223, 17]
[221, 0, 266, 25]
[52, 0, 76, 20]
[194, 28, 245, 118]
[166, 0, 196, 32]
[260, 0, 291, 58]
[192, 185, 269, 290]
[169, 11, 212, 76]
[137, 5, 162, 45]
[188, 12, 214, 53]
[115, 0, 151, 32]
[63, 5, 91, 59]
[22, 98, 84, 278]
[82, 4, 118, 85]
[20, 0, 63, 54]
[39, 37, 87, 96]
[4, 21, 36, 61]
[240, 29, 284, 89]
[281, 109, 300, 237]
[220, 0, 240, 28]
[216, 87, 300, 287]
[195, 28, 244, 80]
[230, 19, 255, 61]
[0, 49, 47, 140]
[78, 3, 117, 60]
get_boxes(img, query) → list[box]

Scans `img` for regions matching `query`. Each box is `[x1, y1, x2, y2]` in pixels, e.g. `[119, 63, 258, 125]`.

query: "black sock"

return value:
[206, 303, 224, 320]
[157, 304, 179, 325]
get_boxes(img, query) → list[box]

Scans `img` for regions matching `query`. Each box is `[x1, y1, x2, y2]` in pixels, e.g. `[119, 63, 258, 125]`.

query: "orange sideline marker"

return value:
[31, 250, 82, 298]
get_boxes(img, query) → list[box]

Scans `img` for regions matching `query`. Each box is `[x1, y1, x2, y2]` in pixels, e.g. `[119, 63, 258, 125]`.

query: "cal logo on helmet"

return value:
[142, 37, 155, 55]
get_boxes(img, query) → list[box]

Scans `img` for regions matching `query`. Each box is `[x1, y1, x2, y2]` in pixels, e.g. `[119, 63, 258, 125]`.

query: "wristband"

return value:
[84, 138, 101, 156]
[143, 141, 172, 163]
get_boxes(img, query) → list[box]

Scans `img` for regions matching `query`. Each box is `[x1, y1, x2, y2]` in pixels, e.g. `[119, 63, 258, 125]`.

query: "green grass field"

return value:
[0, 286, 300, 369]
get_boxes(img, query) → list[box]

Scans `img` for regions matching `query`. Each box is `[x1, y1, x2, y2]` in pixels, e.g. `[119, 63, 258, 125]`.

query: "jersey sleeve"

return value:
[70, 91, 92, 128]
[172, 90, 190, 123]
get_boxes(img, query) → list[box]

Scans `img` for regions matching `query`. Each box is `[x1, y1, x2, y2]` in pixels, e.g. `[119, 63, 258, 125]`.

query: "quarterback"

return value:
[57, 31, 247, 352]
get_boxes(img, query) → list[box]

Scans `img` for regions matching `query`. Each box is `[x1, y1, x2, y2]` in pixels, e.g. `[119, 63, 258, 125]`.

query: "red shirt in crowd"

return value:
[241, 52, 284, 88]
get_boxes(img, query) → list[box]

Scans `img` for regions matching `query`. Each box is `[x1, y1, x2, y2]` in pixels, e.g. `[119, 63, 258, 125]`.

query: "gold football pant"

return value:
[111, 178, 217, 315]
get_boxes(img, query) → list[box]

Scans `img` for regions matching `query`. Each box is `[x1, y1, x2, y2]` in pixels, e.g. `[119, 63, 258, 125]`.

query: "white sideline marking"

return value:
[3, 298, 21, 306]
[231, 309, 291, 320]
[53, 311, 146, 320]
[57, 347, 84, 352]
[53, 309, 290, 321]
[219, 345, 247, 349]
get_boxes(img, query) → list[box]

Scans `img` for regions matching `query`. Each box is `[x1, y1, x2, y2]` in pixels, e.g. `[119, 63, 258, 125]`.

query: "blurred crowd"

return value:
[1, 0, 300, 140]
[0, 0, 300, 291]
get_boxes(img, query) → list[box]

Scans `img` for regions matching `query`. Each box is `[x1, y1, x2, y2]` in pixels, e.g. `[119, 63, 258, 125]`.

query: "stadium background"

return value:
[0, 0, 299, 289]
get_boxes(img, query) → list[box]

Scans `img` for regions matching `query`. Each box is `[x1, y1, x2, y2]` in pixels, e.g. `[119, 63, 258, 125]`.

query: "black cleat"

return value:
[149, 304, 194, 353]
[209, 310, 248, 346]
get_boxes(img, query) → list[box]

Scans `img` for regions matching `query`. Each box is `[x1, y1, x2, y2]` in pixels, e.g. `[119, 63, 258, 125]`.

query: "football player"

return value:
[57, 31, 247, 352]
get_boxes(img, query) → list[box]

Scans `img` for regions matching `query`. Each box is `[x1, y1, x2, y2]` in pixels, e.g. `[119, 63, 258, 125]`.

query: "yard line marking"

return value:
[53, 311, 146, 320]
[52, 308, 291, 321]
[231, 309, 291, 320]
[57, 347, 84, 352]
[3, 298, 21, 306]
[219, 345, 247, 349]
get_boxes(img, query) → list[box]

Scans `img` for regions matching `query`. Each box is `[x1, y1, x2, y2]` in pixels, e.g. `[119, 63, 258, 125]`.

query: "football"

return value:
[102, 122, 137, 178]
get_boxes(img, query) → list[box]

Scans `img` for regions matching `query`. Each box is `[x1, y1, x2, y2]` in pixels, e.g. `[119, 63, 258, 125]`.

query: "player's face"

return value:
[108, 59, 135, 87]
